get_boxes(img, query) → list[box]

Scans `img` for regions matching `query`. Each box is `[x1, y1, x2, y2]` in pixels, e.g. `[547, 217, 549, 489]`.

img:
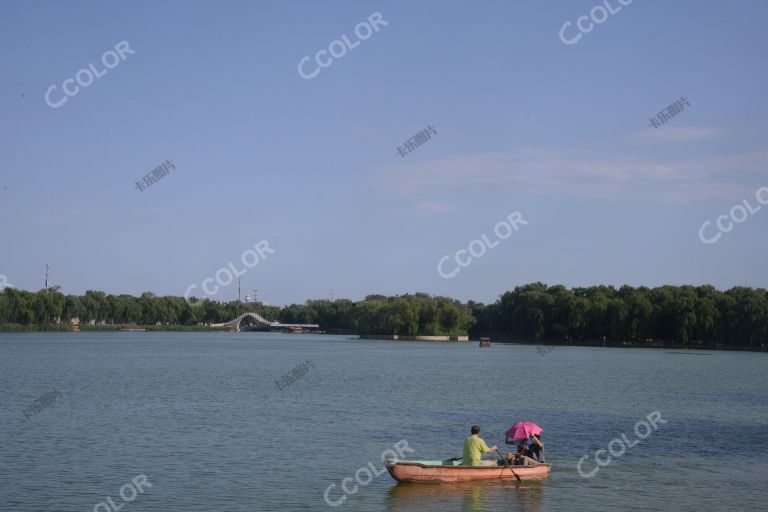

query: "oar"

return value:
[494, 448, 521, 481]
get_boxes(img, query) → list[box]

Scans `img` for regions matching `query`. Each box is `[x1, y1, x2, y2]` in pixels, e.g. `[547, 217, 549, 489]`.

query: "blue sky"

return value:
[1, 0, 767, 305]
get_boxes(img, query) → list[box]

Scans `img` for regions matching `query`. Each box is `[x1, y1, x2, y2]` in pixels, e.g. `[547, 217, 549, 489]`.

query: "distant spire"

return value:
[45, 264, 50, 289]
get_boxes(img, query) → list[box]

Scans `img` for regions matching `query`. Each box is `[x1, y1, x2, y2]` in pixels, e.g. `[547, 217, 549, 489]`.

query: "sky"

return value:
[1, 0, 767, 306]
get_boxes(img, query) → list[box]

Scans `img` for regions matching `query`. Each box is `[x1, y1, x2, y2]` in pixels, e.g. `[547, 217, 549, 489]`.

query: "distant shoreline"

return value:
[1, 326, 765, 353]
[0, 324, 229, 333]
[3, 284, 766, 351]
[489, 338, 767, 353]
[358, 335, 767, 353]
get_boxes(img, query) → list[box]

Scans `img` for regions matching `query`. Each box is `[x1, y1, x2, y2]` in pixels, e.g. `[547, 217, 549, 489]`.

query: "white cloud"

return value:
[135, 207, 164, 215]
[373, 148, 768, 203]
[632, 126, 728, 142]
[376, 199, 458, 216]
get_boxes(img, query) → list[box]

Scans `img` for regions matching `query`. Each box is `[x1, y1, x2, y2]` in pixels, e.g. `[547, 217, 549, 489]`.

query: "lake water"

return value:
[1, 332, 767, 511]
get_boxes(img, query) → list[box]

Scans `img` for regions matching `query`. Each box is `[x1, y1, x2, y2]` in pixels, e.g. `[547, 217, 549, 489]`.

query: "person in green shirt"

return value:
[461, 425, 498, 466]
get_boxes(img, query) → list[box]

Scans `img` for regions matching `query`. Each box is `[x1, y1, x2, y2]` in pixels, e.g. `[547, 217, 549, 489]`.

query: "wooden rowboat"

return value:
[385, 459, 550, 482]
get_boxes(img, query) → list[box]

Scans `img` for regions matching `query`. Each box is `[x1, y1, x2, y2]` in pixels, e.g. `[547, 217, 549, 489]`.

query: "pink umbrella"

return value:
[505, 421, 543, 440]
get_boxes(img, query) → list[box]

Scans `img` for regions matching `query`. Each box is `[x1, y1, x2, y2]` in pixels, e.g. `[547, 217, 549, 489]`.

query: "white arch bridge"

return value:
[210, 312, 319, 332]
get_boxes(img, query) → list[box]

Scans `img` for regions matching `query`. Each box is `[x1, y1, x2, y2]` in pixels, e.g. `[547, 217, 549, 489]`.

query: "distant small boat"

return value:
[385, 459, 550, 482]
[480, 336, 491, 348]
[120, 327, 146, 332]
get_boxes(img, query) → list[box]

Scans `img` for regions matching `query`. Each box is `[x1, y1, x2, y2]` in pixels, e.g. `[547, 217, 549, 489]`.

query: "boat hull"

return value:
[386, 461, 550, 482]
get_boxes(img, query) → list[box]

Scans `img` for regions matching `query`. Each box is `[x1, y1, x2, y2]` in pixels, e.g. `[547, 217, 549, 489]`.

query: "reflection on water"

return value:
[386, 479, 546, 512]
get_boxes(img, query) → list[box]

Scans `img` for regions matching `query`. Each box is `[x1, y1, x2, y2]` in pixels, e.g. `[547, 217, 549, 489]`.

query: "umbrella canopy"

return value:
[505, 422, 543, 440]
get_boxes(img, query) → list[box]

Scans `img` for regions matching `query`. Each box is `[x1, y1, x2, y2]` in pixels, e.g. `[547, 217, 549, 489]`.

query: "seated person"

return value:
[513, 453, 539, 466]
[462, 425, 498, 466]
[498, 440, 538, 466]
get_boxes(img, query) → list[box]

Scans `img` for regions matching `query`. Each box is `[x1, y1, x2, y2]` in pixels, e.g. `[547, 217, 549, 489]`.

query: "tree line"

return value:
[0, 288, 471, 336]
[1, 283, 766, 348]
[468, 283, 768, 349]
